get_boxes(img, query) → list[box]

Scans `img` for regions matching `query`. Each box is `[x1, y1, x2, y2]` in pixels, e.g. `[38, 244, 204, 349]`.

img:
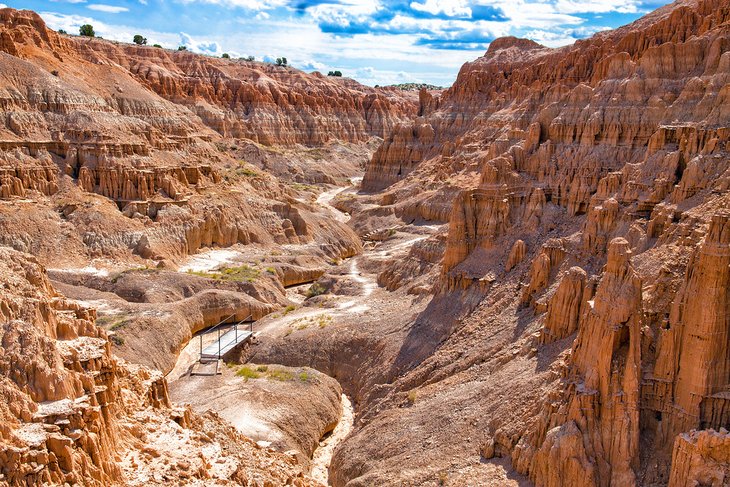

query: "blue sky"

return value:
[7, 0, 671, 86]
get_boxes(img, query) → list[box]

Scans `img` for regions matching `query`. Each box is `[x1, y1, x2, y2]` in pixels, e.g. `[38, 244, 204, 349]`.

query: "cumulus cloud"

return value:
[0, 3, 7, 7]
[177, 32, 221, 53]
[87, 4, 129, 13]
[38, 0, 659, 87]
[298, 59, 329, 72]
[410, 0, 471, 17]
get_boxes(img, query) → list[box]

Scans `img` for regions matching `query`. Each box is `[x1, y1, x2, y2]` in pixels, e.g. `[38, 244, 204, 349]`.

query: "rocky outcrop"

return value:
[540, 266, 589, 344]
[668, 429, 730, 487]
[647, 211, 730, 448]
[520, 239, 567, 309]
[304, 0, 730, 484]
[0, 246, 319, 485]
[0, 8, 416, 148]
[0, 7, 394, 266]
[531, 238, 643, 486]
[505, 239, 526, 272]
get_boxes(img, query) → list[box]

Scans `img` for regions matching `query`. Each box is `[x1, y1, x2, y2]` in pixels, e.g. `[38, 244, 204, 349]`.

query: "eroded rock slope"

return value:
[329, 0, 730, 484]
[0, 7, 416, 266]
[0, 246, 320, 486]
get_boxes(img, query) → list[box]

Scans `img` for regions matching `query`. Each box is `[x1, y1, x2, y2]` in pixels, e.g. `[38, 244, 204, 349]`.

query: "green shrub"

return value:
[133, 34, 147, 45]
[267, 369, 294, 381]
[306, 282, 327, 298]
[236, 366, 261, 380]
[79, 24, 95, 37]
[222, 53, 230, 58]
[188, 265, 260, 282]
[152, 44, 162, 48]
[177, 45, 187, 51]
[58, 29, 67, 35]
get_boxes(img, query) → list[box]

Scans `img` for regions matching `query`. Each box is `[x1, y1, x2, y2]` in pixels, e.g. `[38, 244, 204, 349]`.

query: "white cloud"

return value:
[299, 59, 328, 72]
[554, 0, 639, 14]
[178, 32, 221, 53]
[345, 66, 427, 86]
[0, 3, 7, 7]
[87, 4, 129, 13]
[178, 0, 288, 10]
[410, 0, 471, 17]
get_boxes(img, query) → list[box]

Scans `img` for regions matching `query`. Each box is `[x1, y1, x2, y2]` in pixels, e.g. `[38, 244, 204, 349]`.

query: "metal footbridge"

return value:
[198, 314, 254, 364]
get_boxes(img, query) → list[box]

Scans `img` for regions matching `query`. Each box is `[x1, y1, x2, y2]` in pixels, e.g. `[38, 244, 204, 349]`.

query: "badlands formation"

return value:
[0, 0, 729, 485]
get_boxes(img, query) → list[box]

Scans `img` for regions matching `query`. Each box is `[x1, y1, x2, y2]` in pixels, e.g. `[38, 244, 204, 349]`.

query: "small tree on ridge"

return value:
[133, 34, 147, 45]
[79, 24, 95, 37]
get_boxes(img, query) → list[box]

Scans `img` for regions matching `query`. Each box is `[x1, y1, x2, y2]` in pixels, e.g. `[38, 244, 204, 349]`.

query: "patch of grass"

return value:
[110, 335, 125, 346]
[109, 320, 129, 331]
[407, 390, 418, 404]
[267, 369, 295, 381]
[235, 366, 261, 380]
[111, 266, 155, 284]
[290, 182, 318, 193]
[222, 161, 262, 182]
[97, 314, 131, 331]
[235, 166, 260, 178]
[283, 305, 296, 315]
[256, 365, 269, 372]
[438, 471, 448, 486]
[187, 265, 260, 283]
[265, 266, 277, 274]
[298, 371, 309, 382]
[305, 282, 327, 298]
[317, 314, 332, 328]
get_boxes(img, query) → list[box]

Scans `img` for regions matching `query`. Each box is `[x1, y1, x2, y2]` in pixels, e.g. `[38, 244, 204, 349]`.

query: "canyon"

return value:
[0, 0, 728, 485]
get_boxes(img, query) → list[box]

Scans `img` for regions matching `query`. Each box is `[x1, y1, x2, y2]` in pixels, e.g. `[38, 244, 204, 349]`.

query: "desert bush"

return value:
[79, 24, 95, 37]
[306, 282, 327, 298]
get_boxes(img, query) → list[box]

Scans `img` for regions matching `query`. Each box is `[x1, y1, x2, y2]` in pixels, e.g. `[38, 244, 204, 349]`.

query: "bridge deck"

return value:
[200, 327, 252, 362]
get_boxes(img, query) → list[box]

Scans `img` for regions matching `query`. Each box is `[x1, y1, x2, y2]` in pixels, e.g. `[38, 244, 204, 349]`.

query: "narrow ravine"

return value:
[310, 394, 355, 485]
[167, 178, 436, 484]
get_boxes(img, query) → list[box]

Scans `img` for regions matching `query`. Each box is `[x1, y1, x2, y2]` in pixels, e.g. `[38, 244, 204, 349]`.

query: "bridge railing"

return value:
[199, 313, 253, 361]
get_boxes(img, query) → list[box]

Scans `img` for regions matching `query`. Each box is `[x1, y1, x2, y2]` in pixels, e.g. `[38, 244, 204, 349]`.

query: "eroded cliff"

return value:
[0, 246, 320, 486]
[330, 0, 730, 484]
